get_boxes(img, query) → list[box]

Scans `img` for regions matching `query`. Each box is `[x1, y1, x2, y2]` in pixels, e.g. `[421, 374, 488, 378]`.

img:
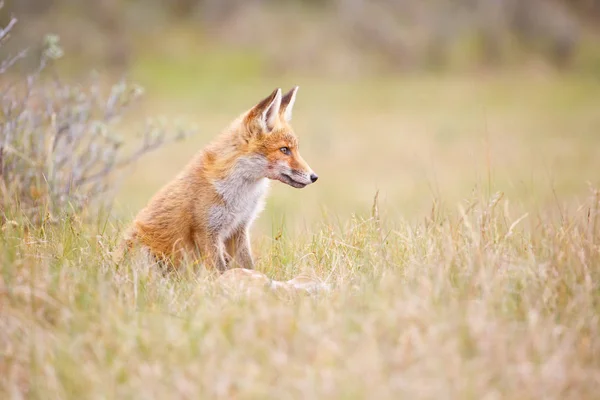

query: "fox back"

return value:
[122, 87, 318, 271]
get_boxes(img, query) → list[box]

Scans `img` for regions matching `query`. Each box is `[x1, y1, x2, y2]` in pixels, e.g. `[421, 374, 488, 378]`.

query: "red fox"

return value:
[122, 87, 317, 271]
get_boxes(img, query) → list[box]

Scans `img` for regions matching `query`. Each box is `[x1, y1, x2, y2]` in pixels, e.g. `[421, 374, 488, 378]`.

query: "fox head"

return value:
[241, 87, 318, 188]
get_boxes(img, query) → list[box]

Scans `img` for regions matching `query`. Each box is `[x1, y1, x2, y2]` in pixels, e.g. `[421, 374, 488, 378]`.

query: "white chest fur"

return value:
[209, 156, 270, 240]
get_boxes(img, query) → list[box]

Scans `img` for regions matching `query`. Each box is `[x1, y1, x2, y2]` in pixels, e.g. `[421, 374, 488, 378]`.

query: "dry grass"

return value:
[2, 187, 599, 399]
[2, 73, 600, 399]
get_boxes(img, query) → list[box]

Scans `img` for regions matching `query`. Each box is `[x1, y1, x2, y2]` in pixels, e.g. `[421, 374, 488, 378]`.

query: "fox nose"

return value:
[310, 173, 319, 183]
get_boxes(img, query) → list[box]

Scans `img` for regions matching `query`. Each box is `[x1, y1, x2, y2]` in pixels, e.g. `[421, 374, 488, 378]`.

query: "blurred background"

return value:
[6, 0, 600, 74]
[2, 0, 600, 235]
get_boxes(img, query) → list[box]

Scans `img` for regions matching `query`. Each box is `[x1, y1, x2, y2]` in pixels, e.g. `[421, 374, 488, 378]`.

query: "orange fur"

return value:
[121, 87, 317, 271]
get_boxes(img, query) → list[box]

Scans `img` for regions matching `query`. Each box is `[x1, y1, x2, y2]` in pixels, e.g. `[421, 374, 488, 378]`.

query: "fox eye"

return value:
[280, 147, 290, 155]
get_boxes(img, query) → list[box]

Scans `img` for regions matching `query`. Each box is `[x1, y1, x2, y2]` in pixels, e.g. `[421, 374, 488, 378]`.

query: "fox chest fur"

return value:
[208, 156, 270, 240]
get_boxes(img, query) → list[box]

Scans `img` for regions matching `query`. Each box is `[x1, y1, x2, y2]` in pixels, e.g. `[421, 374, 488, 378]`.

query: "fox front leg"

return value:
[201, 235, 228, 272]
[225, 227, 255, 270]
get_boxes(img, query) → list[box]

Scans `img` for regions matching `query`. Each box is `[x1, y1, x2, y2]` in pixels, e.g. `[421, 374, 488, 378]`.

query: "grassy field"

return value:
[2, 68, 600, 398]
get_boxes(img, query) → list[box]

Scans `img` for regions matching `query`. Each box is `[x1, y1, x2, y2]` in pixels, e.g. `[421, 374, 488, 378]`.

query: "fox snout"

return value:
[278, 166, 317, 189]
[284, 150, 318, 188]
[279, 152, 318, 189]
[294, 169, 318, 185]
[293, 167, 318, 184]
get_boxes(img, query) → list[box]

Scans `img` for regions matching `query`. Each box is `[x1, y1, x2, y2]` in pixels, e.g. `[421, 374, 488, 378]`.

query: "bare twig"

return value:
[0, 17, 192, 224]
[0, 49, 28, 75]
[0, 16, 17, 43]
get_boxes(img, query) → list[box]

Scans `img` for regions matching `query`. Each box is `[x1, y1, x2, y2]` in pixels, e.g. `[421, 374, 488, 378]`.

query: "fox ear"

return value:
[248, 88, 282, 133]
[280, 86, 299, 122]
